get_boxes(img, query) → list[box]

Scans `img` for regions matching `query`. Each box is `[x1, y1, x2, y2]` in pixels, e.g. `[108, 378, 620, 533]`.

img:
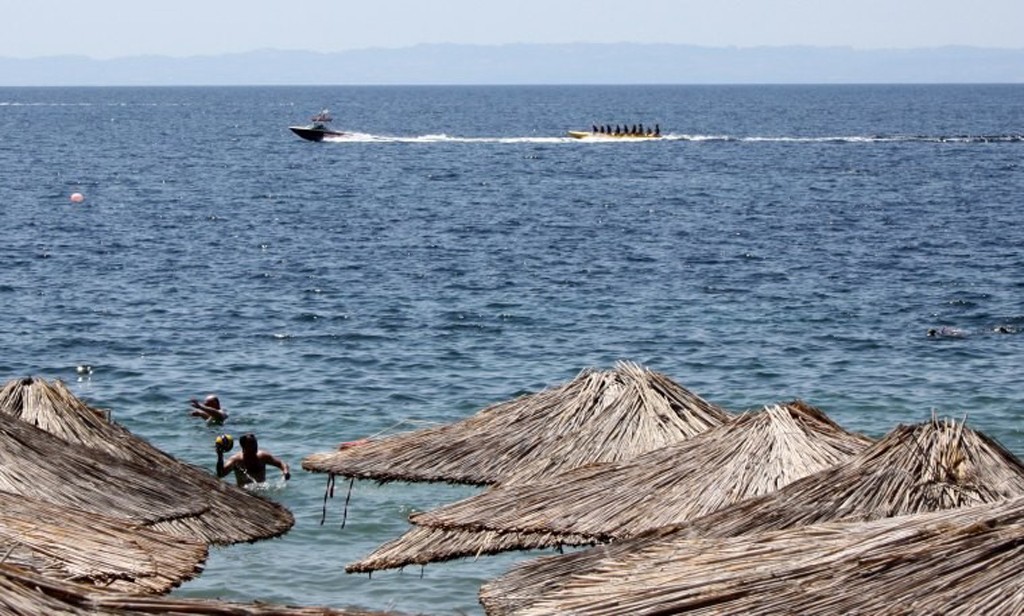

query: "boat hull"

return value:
[289, 126, 346, 142]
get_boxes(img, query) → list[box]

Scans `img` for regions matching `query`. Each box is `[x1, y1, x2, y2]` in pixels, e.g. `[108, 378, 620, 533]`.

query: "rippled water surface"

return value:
[1, 84, 1023, 614]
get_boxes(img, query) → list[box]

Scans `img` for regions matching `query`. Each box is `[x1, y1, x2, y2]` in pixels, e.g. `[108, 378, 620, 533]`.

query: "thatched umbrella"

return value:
[335, 363, 731, 574]
[0, 377, 293, 545]
[345, 526, 595, 575]
[0, 563, 106, 616]
[668, 414, 1024, 540]
[483, 495, 1024, 615]
[413, 401, 872, 540]
[0, 412, 210, 524]
[482, 416, 1024, 615]
[303, 361, 732, 486]
[0, 562, 408, 615]
[0, 491, 206, 594]
[346, 401, 869, 573]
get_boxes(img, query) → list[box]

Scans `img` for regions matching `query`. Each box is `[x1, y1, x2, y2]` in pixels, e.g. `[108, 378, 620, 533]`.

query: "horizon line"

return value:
[3, 41, 1024, 62]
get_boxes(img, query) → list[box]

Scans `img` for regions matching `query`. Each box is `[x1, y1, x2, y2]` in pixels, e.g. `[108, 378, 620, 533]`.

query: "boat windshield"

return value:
[311, 109, 333, 123]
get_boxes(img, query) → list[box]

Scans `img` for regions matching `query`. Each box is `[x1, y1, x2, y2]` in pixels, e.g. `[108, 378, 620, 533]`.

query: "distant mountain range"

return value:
[2, 43, 1022, 86]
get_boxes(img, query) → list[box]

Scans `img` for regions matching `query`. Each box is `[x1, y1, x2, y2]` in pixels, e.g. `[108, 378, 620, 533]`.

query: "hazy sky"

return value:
[2, 0, 1022, 59]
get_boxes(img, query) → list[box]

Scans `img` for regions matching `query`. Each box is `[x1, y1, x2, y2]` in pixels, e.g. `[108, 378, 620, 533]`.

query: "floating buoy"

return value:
[70, 192, 85, 203]
[338, 438, 372, 450]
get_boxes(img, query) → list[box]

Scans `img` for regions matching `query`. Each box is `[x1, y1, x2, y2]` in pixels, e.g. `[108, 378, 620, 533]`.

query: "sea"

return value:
[1, 84, 1022, 615]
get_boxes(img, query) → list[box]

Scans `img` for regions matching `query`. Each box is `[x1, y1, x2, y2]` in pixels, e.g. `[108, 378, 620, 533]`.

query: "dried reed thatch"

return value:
[413, 401, 871, 541]
[347, 402, 868, 574]
[0, 412, 210, 524]
[303, 361, 731, 486]
[342, 363, 733, 574]
[0, 377, 293, 545]
[0, 562, 407, 615]
[0, 491, 206, 594]
[482, 416, 1024, 614]
[672, 413, 1024, 539]
[482, 495, 1024, 615]
[345, 525, 594, 574]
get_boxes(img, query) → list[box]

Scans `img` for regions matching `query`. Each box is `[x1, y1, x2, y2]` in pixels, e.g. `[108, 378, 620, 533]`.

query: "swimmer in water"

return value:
[189, 394, 229, 424]
[217, 432, 290, 487]
[927, 326, 967, 338]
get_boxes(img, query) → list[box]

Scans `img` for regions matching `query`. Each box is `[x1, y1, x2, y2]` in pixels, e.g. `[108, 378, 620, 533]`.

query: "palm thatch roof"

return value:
[481, 495, 1024, 615]
[413, 401, 872, 541]
[0, 376, 293, 545]
[0, 491, 206, 594]
[0, 562, 407, 615]
[303, 361, 732, 486]
[482, 416, 1024, 614]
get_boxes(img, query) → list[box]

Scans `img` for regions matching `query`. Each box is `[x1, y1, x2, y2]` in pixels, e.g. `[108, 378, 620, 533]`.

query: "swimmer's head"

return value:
[204, 395, 221, 409]
[239, 432, 258, 452]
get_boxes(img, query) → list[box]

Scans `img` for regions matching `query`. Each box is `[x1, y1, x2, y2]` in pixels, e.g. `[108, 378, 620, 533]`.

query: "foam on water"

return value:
[324, 131, 1023, 144]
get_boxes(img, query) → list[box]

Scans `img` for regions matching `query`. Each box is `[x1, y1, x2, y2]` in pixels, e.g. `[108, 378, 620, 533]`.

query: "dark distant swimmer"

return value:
[927, 325, 1018, 338]
[927, 326, 968, 338]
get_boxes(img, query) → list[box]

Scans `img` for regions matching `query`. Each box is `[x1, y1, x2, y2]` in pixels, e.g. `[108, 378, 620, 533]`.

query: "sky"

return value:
[1, 0, 1022, 59]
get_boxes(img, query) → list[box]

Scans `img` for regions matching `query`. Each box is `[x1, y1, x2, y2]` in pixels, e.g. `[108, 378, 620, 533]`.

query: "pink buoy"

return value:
[70, 192, 85, 203]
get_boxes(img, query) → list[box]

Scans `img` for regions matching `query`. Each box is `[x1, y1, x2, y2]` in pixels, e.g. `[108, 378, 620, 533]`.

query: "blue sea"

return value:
[1, 84, 1022, 614]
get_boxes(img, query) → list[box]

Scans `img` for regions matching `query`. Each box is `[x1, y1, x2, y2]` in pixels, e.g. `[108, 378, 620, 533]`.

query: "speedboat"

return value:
[289, 109, 346, 142]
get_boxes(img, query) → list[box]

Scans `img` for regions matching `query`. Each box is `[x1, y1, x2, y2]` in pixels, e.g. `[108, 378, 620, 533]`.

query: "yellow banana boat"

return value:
[567, 130, 661, 140]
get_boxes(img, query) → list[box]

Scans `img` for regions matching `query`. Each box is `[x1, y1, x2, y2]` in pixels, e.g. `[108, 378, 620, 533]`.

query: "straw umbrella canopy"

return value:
[345, 526, 595, 574]
[0, 563, 105, 616]
[338, 363, 732, 574]
[671, 413, 1024, 539]
[346, 401, 870, 573]
[483, 495, 1024, 616]
[0, 412, 211, 524]
[0, 562, 408, 615]
[303, 361, 732, 486]
[482, 416, 1024, 614]
[0, 376, 293, 545]
[413, 401, 872, 541]
[0, 491, 207, 594]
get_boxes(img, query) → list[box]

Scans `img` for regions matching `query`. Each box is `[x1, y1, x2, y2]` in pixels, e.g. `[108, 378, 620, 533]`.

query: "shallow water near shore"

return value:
[1, 84, 1023, 614]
